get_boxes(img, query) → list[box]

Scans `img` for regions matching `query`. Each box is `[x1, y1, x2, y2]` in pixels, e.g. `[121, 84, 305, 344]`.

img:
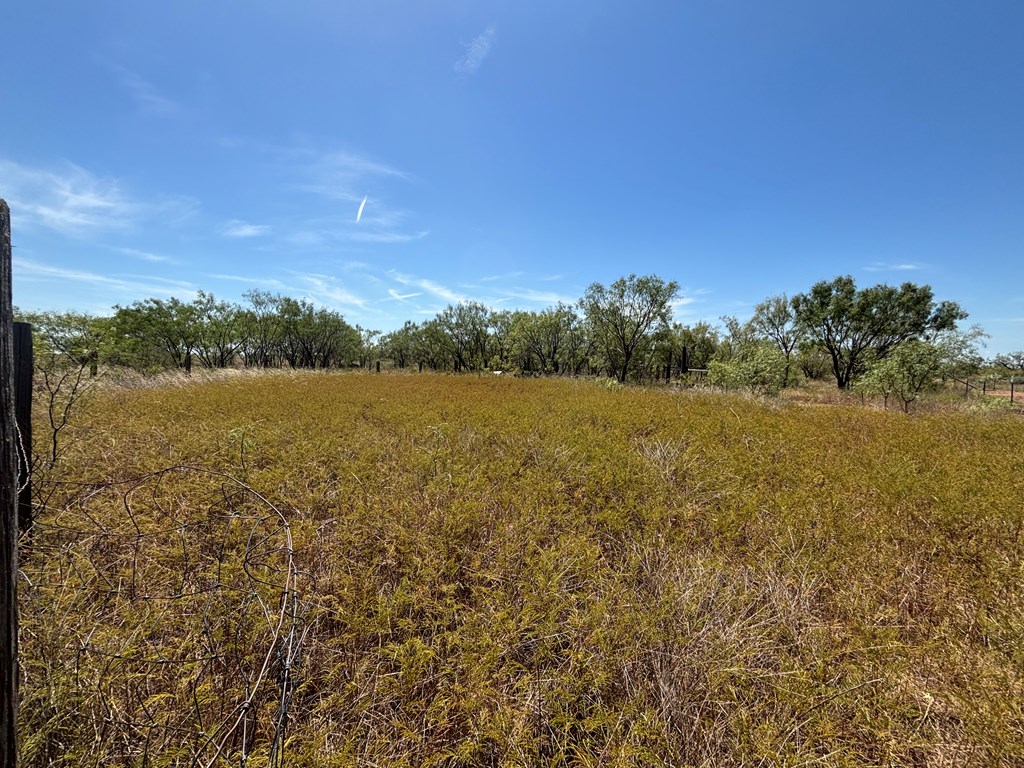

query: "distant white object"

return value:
[356, 195, 367, 223]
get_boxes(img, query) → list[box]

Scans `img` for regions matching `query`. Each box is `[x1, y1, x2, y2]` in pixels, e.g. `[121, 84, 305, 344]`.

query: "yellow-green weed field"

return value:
[18, 372, 1024, 766]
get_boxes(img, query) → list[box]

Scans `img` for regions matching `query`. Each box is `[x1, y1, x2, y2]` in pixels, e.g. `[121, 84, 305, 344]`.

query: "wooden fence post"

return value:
[1012, 377, 1016, 405]
[1, 198, 20, 768]
[13, 322, 31, 533]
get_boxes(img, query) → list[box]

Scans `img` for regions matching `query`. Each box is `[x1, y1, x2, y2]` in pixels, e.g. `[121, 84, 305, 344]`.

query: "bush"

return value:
[708, 343, 787, 396]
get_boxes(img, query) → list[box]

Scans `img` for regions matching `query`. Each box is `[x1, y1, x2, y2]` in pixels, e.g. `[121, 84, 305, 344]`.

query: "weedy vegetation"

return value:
[18, 371, 1024, 766]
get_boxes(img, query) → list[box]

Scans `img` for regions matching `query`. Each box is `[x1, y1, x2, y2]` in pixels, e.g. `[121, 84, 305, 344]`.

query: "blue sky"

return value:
[2, 1, 1023, 353]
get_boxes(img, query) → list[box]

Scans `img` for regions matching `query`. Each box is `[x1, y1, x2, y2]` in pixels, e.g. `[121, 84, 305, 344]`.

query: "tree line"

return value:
[16, 274, 1022, 399]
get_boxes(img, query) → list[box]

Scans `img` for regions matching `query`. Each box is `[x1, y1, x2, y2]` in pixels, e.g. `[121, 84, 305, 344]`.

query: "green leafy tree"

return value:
[238, 290, 284, 368]
[795, 339, 832, 381]
[112, 297, 201, 371]
[193, 291, 243, 368]
[273, 297, 359, 368]
[792, 276, 966, 389]
[15, 310, 114, 375]
[436, 302, 491, 372]
[487, 310, 517, 370]
[380, 321, 419, 369]
[750, 294, 801, 386]
[716, 316, 757, 362]
[857, 327, 987, 411]
[559, 309, 595, 376]
[673, 322, 720, 370]
[413, 319, 452, 370]
[580, 274, 679, 383]
[708, 341, 788, 396]
[516, 303, 580, 374]
[356, 326, 381, 368]
[993, 351, 1024, 373]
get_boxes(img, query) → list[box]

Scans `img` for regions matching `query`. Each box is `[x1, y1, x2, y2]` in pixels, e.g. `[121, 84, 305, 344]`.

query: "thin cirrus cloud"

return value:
[1, 158, 138, 235]
[455, 24, 497, 75]
[273, 146, 427, 246]
[112, 65, 180, 116]
[294, 272, 369, 310]
[279, 224, 427, 249]
[387, 289, 423, 303]
[479, 271, 524, 283]
[118, 247, 172, 263]
[864, 261, 925, 272]
[0, 158, 197, 237]
[490, 287, 577, 306]
[207, 273, 290, 290]
[14, 256, 197, 300]
[390, 271, 467, 304]
[347, 229, 429, 245]
[220, 220, 271, 238]
[297, 149, 410, 202]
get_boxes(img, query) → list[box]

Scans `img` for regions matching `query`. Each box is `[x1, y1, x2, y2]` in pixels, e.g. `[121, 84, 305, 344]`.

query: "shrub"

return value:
[708, 343, 787, 395]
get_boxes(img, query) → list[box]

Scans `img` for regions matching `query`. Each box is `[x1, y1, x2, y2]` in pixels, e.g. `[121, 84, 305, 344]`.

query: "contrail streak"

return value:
[356, 195, 367, 223]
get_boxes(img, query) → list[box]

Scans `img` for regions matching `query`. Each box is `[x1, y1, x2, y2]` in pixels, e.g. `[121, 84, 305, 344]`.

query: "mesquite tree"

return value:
[580, 274, 679, 383]
[792, 276, 966, 389]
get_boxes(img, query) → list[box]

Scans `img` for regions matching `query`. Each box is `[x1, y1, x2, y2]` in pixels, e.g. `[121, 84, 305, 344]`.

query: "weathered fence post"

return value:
[1, 198, 20, 768]
[1012, 377, 1016, 405]
[376, 360, 380, 374]
[13, 322, 31, 532]
[681, 345, 689, 374]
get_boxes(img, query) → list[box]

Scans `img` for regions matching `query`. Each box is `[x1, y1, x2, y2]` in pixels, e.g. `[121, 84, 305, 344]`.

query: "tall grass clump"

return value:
[18, 371, 1024, 766]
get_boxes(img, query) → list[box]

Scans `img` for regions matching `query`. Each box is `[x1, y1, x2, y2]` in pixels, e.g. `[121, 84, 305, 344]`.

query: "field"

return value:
[18, 371, 1024, 767]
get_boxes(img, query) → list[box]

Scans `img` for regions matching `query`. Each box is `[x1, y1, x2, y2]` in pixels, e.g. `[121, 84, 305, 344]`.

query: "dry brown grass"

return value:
[18, 371, 1024, 766]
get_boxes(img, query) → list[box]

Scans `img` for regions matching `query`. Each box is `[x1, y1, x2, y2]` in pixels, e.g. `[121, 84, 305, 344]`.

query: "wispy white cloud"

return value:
[455, 24, 497, 75]
[14, 257, 197, 299]
[113, 66, 180, 115]
[492, 287, 577, 305]
[299, 150, 410, 202]
[279, 215, 427, 249]
[347, 229, 429, 244]
[122, 274, 195, 289]
[220, 220, 270, 238]
[480, 271, 524, 283]
[294, 272, 368, 309]
[221, 142, 422, 249]
[1, 159, 137, 235]
[668, 288, 713, 320]
[208, 273, 290, 289]
[390, 271, 467, 303]
[864, 261, 925, 272]
[0, 158, 197, 237]
[670, 297, 697, 312]
[387, 289, 423, 302]
[118, 247, 172, 263]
